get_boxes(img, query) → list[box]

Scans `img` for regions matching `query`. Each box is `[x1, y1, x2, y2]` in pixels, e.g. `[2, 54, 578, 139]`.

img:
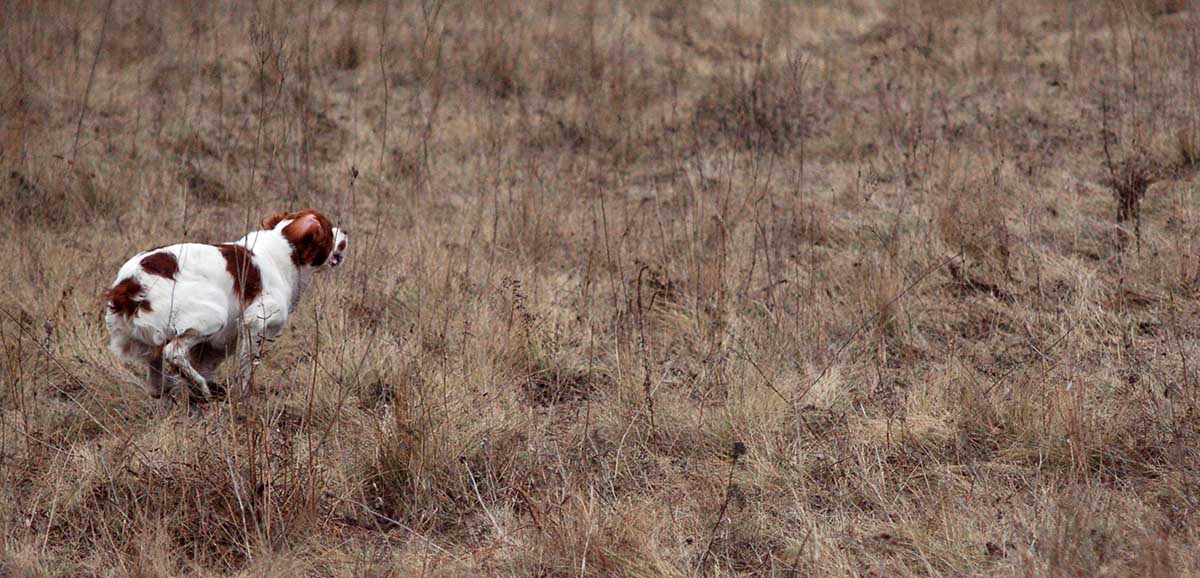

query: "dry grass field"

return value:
[3, 0, 1200, 575]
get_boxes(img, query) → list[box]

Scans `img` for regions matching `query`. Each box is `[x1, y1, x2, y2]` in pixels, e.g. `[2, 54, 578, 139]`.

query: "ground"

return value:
[2, 0, 1200, 576]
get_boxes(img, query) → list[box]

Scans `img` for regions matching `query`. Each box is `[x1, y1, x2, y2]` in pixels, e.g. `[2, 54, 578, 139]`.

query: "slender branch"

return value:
[71, 0, 115, 159]
[697, 442, 746, 573]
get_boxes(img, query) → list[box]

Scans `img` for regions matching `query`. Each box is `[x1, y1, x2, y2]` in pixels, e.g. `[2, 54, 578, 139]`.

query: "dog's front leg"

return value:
[235, 331, 263, 394]
[236, 299, 285, 394]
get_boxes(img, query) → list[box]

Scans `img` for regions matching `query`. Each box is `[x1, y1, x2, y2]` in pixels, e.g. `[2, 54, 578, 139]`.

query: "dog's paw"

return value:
[206, 382, 228, 401]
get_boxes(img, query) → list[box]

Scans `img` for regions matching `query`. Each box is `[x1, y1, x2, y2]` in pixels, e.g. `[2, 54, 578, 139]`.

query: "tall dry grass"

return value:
[2, 0, 1200, 575]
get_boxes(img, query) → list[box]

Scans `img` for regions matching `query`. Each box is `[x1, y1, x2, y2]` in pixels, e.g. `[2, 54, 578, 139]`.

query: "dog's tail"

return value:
[105, 277, 149, 319]
[104, 276, 155, 360]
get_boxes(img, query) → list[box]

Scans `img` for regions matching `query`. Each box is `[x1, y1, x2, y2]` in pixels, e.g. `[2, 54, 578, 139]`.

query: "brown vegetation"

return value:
[3, 0, 1200, 575]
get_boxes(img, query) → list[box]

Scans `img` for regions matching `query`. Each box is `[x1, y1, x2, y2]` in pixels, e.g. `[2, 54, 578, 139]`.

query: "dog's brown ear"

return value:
[261, 212, 293, 230]
[280, 211, 334, 266]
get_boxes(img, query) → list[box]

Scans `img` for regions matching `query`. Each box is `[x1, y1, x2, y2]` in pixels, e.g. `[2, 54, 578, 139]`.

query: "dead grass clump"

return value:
[169, 132, 218, 160]
[366, 413, 470, 533]
[849, 257, 906, 340]
[108, 9, 165, 69]
[20, 424, 321, 573]
[331, 32, 362, 71]
[693, 54, 809, 152]
[935, 164, 1013, 286]
[514, 495, 677, 577]
[1107, 155, 1156, 241]
[179, 164, 228, 203]
[467, 18, 528, 100]
[538, 24, 602, 102]
[365, 395, 528, 539]
[522, 349, 599, 407]
[1173, 126, 1200, 171]
[0, 79, 47, 168]
[3, 165, 129, 229]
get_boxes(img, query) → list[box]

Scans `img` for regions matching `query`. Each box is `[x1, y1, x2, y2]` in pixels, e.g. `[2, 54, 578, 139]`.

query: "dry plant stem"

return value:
[304, 303, 322, 515]
[462, 459, 506, 543]
[697, 447, 743, 574]
[378, 0, 390, 170]
[71, 0, 114, 159]
[635, 265, 656, 430]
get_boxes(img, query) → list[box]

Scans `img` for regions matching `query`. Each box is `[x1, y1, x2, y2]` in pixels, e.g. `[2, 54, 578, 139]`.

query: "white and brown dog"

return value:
[105, 209, 347, 401]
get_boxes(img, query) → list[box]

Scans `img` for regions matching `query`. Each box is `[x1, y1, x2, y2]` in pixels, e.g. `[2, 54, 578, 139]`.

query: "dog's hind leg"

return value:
[191, 342, 231, 399]
[145, 353, 169, 399]
[163, 331, 213, 401]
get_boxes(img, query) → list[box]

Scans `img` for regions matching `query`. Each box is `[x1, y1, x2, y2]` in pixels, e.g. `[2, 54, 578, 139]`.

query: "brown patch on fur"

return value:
[140, 251, 178, 279]
[337, 239, 346, 251]
[262, 209, 335, 267]
[216, 244, 263, 303]
[105, 278, 151, 317]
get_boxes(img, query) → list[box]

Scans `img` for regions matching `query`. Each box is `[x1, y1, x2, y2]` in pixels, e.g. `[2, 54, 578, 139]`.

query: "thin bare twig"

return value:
[697, 442, 747, 573]
[462, 459, 508, 543]
[71, 0, 115, 159]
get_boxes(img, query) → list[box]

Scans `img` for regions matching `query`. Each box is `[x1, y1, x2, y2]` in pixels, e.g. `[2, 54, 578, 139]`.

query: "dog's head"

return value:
[261, 209, 348, 269]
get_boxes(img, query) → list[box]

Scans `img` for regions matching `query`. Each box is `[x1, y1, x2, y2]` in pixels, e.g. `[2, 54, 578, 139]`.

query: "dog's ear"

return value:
[281, 211, 334, 266]
[261, 211, 293, 230]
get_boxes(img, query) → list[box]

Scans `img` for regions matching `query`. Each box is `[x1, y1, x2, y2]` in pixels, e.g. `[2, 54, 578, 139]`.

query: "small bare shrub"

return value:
[1175, 126, 1199, 170]
[331, 32, 362, 71]
[693, 54, 810, 152]
[468, 19, 527, 99]
[1107, 156, 1156, 249]
[936, 175, 1012, 289]
[850, 257, 905, 339]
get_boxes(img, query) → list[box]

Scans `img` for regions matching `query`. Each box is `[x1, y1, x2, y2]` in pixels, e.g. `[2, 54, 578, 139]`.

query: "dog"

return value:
[104, 209, 347, 401]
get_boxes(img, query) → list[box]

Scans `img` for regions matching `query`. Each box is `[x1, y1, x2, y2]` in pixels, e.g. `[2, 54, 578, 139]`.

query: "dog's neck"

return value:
[237, 229, 311, 312]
